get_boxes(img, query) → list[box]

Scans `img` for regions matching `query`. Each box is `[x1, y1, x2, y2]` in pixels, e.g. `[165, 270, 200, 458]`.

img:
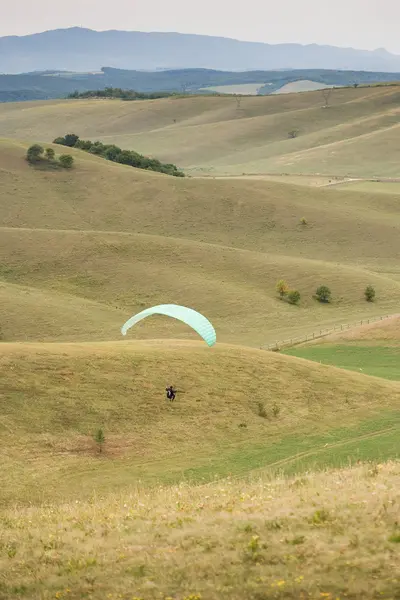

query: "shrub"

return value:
[365, 285, 376, 302]
[276, 279, 289, 299]
[272, 402, 280, 418]
[288, 129, 299, 138]
[287, 290, 301, 305]
[311, 508, 330, 525]
[45, 148, 55, 160]
[300, 216, 308, 225]
[315, 285, 332, 303]
[104, 145, 122, 161]
[26, 144, 44, 163]
[257, 402, 268, 419]
[59, 154, 74, 169]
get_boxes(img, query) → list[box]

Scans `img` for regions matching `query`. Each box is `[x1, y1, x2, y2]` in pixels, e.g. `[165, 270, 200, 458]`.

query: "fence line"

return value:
[261, 313, 394, 351]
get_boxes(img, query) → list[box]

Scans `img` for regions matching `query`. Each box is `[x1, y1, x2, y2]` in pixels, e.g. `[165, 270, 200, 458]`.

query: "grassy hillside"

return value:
[0, 85, 399, 177]
[1, 83, 400, 599]
[0, 460, 399, 600]
[1, 139, 400, 345]
[285, 315, 400, 380]
[0, 340, 399, 508]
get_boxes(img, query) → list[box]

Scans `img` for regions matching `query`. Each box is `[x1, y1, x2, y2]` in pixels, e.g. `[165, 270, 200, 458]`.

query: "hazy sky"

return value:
[2, 0, 400, 54]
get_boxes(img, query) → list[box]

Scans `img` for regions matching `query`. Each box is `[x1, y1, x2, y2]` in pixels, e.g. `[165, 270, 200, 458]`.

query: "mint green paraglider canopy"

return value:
[121, 304, 216, 346]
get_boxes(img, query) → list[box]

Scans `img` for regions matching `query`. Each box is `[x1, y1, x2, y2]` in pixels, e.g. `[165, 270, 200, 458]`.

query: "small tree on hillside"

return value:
[26, 144, 44, 163]
[94, 428, 105, 454]
[365, 285, 376, 302]
[276, 279, 289, 299]
[59, 154, 74, 169]
[316, 285, 332, 303]
[288, 129, 299, 138]
[287, 290, 301, 305]
[45, 148, 55, 160]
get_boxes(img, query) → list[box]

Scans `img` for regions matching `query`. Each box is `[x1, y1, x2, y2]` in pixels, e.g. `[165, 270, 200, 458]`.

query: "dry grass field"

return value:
[1, 85, 400, 599]
[0, 85, 399, 176]
[1, 138, 399, 346]
[0, 461, 399, 599]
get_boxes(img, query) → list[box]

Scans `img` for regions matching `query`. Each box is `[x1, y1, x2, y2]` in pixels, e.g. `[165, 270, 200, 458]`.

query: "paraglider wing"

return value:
[121, 304, 216, 346]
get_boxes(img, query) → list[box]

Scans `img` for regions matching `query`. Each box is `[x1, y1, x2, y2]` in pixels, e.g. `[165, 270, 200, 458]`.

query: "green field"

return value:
[285, 315, 400, 380]
[285, 344, 400, 380]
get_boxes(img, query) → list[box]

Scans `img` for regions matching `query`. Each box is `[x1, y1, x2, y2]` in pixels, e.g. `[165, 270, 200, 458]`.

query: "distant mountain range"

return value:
[1, 27, 400, 74]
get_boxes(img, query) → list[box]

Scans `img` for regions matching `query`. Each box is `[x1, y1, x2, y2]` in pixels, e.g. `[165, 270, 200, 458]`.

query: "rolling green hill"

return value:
[0, 85, 398, 177]
[1, 340, 399, 507]
[1, 138, 400, 346]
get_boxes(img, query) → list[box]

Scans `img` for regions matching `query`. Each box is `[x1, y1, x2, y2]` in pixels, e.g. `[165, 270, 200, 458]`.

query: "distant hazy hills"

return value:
[2, 27, 400, 74]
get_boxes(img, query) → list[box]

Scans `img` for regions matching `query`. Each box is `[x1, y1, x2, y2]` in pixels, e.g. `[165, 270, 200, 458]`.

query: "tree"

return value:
[288, 129, 299, 138]
[53, 137, 66, 145]
[63, 133, 79, 147]
[300, 217, 308, 226]
[365, 285, 376, 302]
[104, 145, 121, 161]
[94, 428, 105, 453]
[287, 290, 301, 305]
[316, 285, 332, 303]
[59, 154, 74, 169]
[45, 148, 55, 160]
[276, 280, 289, 299]
[26, 144, 44, 163]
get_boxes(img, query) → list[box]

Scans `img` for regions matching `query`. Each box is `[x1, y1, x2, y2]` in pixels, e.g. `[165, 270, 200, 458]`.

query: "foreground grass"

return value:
[0, 461, 399, 600]
[284, 345, 400, 381]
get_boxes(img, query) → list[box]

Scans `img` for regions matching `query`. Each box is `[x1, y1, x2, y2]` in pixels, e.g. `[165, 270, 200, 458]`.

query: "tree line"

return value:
[68, 87, 179, 101]
[53, 134, 185, 177]
[276, 281, 376, 305]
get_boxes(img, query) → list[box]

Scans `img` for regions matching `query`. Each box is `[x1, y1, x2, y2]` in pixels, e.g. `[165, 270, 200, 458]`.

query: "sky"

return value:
[2, 0, 400, 54]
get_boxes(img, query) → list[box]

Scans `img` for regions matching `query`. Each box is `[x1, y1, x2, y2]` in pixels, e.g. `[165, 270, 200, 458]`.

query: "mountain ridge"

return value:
[2, 26, 400, 73]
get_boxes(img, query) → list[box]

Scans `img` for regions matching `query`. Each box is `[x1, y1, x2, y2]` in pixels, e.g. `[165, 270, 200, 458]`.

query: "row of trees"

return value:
[26, 144, 74, 168]
[68, 87, 177, 101]
[276, 281, 376, 305]
[53, 134, 185, 177]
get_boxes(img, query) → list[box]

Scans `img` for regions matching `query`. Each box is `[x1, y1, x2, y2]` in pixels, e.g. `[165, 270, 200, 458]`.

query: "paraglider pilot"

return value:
[166, 386, 177, 401]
